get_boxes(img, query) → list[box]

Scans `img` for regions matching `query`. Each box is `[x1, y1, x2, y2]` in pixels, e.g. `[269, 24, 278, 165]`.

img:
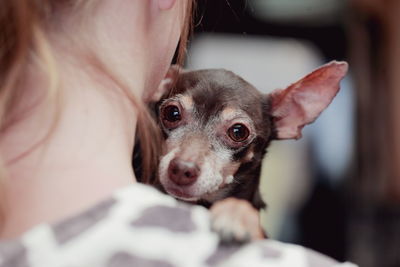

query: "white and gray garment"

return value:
[0, 184, 357, 267]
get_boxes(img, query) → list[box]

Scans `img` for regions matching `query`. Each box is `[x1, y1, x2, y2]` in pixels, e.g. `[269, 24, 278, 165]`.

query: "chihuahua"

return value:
[135, 61, 348, 241]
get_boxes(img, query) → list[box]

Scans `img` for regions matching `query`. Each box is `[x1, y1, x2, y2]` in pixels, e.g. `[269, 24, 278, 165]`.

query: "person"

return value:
[0, 0, 357, 266]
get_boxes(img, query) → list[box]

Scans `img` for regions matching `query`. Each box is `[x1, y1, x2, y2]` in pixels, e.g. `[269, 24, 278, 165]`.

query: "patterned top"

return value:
[0, 184, 357, 267]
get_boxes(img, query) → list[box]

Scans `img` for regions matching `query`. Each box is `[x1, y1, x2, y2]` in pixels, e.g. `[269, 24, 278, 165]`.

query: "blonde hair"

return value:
[0, 0, 194, 184]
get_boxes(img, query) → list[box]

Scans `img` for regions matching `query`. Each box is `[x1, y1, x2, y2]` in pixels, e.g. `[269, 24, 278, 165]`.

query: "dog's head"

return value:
[154, 62, 348, 203]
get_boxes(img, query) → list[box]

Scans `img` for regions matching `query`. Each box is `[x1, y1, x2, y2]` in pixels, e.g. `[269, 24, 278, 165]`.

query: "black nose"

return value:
[168, 158, 199, 186]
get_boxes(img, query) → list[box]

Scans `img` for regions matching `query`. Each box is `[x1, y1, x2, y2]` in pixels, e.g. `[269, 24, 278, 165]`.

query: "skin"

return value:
[0, 0, 186, 239]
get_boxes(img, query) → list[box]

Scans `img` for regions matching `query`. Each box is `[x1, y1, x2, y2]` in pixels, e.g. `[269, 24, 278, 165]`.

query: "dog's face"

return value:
[157, 70, 271, 202]
[155, 62, 348, 203]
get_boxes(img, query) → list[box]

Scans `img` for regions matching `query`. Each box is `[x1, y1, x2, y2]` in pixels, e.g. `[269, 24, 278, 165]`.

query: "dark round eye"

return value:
[227, 124, 250, 142]
[162, 105, 181, 123]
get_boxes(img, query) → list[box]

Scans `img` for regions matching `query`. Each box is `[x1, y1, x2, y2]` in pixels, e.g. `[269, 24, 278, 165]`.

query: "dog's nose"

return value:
[168, 158, 199, 186]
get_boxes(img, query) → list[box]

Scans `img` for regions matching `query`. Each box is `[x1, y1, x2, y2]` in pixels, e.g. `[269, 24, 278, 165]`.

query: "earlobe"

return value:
[158, 0, 176, 10]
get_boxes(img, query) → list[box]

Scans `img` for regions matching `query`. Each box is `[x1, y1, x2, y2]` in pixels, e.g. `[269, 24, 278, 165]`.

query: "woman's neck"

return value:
[0, 39, 144, 239]
[0, 0, 184, 239]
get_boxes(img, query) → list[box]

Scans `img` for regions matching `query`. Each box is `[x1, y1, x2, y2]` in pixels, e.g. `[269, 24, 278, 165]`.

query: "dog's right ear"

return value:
[268, 61, 348, 140]
[149, 65, 182, 102]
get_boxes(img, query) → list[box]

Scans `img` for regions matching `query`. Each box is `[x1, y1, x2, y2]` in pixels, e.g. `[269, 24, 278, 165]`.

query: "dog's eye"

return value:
[227, 124, 250, 142]
[162, 105, 182, 126]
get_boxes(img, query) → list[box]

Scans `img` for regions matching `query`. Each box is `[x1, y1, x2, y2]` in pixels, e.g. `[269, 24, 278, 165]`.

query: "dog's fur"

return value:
[134, 61, 348, 241]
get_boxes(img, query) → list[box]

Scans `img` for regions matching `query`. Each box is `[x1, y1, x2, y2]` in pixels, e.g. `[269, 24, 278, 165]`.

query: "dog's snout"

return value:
[168, 158, 199, 186]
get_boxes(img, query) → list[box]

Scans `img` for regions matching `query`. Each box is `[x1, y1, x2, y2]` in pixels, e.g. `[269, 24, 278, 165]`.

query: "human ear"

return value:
[158, 0, 176, 10]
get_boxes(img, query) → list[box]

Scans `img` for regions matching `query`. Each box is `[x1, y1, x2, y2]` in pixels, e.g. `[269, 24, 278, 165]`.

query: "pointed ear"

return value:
[269, 61, 348, 140]
[149, 65, 182, 102]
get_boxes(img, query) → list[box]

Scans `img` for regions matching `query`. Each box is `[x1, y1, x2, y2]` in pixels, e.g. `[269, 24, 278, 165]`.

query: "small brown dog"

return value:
[136, 61, 348, 242]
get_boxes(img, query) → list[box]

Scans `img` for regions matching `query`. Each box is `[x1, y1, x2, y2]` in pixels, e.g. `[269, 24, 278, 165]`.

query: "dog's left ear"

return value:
[269, 61, 348, 140]
[149, 65, 182, 102]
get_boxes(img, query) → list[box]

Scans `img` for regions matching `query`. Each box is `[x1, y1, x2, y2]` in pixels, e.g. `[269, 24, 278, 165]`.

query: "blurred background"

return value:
[185, 1, 400, 267]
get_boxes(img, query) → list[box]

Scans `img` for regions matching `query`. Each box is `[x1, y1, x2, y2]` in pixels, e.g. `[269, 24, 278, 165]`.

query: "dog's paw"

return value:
[210, 197, 264, 243]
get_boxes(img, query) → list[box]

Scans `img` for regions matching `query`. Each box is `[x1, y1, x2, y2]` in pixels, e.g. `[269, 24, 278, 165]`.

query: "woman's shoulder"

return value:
[0, 184, 357, 267]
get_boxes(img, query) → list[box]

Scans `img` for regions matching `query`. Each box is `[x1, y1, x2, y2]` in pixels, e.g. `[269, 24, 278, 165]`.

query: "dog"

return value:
[135, 61, 348, 242]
